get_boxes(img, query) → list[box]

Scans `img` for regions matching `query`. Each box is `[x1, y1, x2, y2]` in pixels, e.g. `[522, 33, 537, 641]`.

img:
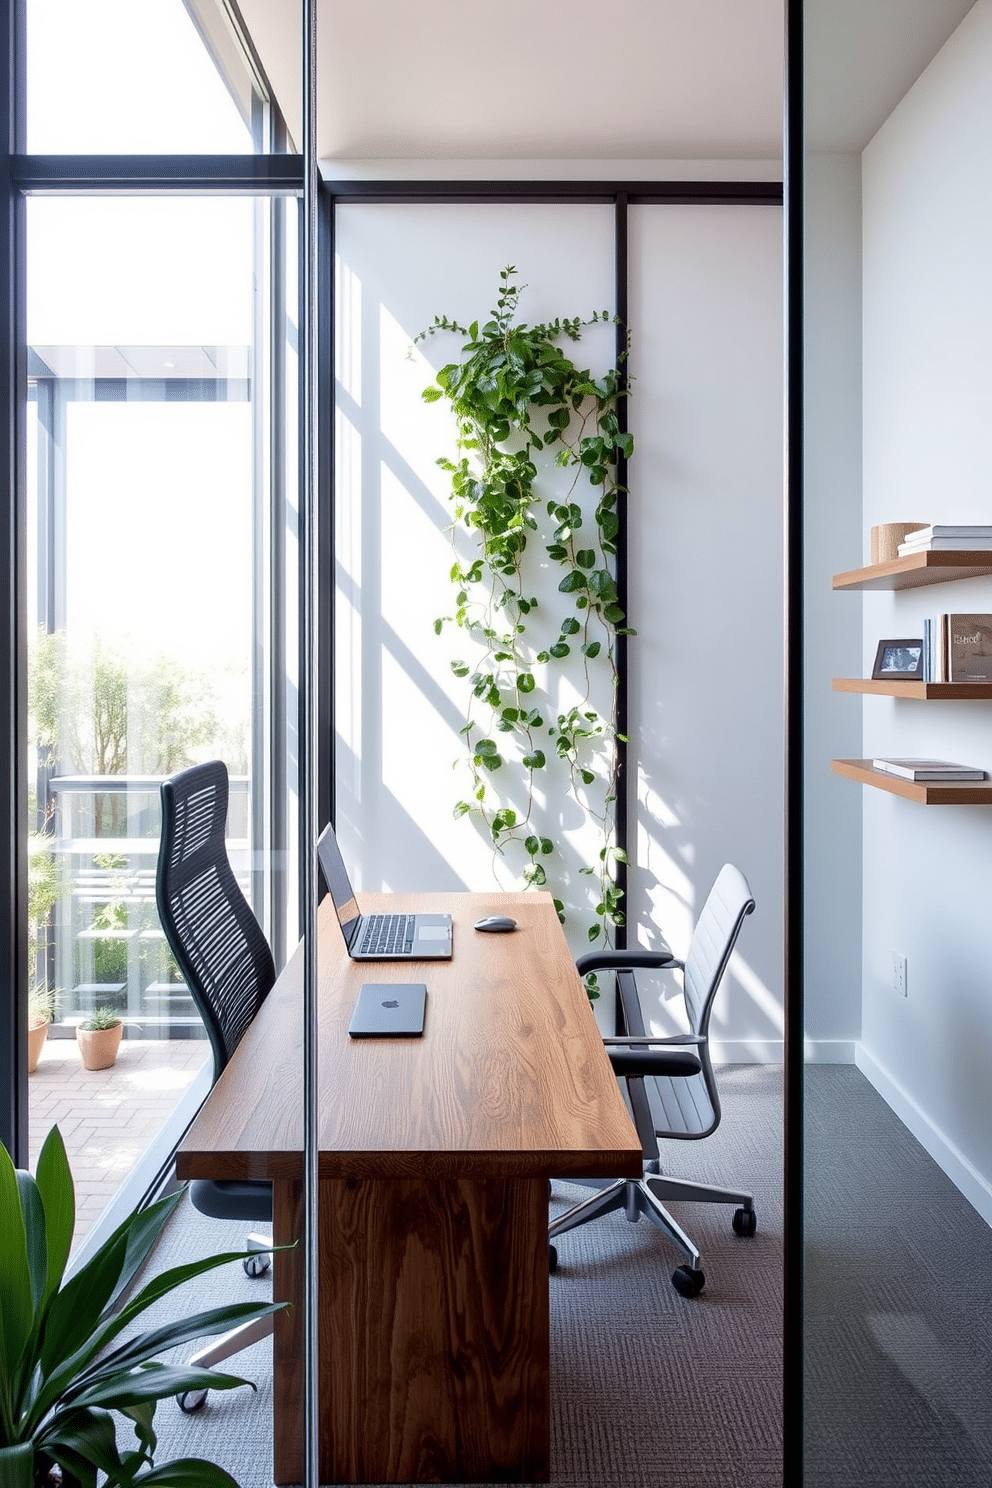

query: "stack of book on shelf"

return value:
[897, 523, 992, 556]
[872, 758, 986, 781]
[921, 613, 992, 681]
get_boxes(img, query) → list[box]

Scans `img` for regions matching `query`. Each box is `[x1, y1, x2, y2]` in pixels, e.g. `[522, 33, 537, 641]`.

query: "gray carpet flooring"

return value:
[804, 1064, 992, 1487]
[135, 1063, 783, 1487]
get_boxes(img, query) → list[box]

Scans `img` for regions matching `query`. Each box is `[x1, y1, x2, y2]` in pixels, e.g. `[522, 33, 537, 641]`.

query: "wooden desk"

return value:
[177, 890, 641, 1484]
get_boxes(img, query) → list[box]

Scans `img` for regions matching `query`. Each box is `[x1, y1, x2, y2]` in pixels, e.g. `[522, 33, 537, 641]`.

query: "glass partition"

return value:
[25, 190, 299, 1242]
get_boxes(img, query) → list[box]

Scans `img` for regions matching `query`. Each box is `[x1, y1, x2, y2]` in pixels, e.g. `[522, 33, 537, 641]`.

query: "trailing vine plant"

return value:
[416, 267, 633, 987]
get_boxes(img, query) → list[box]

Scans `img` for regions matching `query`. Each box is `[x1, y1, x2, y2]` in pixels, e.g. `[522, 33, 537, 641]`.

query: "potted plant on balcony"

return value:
[27, 990, 53, 1074]
[76, 1005, 124, 1071]
[0, 1125, 281, 1487]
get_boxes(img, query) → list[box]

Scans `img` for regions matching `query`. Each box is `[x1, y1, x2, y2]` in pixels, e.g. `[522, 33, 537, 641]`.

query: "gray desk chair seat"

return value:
[156, 759, 277, 1410]
[549, 862, 756, 1297]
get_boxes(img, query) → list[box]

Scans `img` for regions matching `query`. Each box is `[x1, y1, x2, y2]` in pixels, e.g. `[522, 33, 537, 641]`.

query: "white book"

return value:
[871, 757, 986, 781]
[904, 525, 992, 541]
[898, 536, 992, 555]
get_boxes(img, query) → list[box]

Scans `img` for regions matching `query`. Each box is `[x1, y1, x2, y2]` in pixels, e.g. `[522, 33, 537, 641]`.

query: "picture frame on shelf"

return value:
[871, 638, 924, 680]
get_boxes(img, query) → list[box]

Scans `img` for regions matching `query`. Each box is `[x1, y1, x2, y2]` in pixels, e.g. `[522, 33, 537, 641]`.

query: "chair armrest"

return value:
[602, 1033, 705, 1045]
[606, 1047, 702, 1078]
[575, 947, 682, 977]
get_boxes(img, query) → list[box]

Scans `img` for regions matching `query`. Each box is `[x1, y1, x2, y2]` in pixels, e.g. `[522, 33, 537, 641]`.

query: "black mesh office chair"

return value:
[156, 759, 277, 1409]
[549, 863, 757, 1297]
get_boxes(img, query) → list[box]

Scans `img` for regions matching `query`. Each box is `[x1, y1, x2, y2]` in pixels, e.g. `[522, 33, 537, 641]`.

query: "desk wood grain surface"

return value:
[177, 890, 641, 1184]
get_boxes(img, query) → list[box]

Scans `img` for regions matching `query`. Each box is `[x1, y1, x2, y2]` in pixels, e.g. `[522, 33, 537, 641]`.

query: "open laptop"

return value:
[317, 822, 452, 960]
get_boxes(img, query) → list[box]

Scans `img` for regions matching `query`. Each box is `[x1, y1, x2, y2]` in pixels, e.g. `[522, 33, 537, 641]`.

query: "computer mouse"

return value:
[474, 915, 517, 933]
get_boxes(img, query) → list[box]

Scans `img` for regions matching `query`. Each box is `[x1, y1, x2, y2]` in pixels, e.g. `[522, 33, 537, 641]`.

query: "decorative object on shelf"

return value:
[0, 1124, 282, 1488]
[76, 1004, 123, 1070]
[871, 757, 986, 781]
[945, 613, 992, 681]
[27, 988, 52, 1074]
[897, 523, 992, 556]
[870, 522, 926, 564]
[871, 638, 924, 681]
[416, 266, 633, 981]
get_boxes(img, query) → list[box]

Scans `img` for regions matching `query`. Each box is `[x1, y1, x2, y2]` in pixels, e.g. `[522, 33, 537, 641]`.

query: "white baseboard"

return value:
[803, 1038, 857, 1063]
[856, 1044, 992, 1229]
[709, 1038, 783, 1064]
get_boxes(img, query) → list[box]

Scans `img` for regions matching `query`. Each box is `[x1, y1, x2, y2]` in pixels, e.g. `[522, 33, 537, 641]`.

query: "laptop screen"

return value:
[316, 824, 361, 947]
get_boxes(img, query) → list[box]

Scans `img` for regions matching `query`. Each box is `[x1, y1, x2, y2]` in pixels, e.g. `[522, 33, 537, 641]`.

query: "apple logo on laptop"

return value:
[382, 998, 400, 1009]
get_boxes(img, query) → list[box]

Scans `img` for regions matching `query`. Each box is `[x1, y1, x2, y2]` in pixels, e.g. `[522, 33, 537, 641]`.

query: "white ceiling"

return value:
[233, 0, 977, 168]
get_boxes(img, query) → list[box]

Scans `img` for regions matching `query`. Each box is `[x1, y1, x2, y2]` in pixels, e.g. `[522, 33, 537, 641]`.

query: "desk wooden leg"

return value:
[269, 1175, 549, 1484]
[320, 1174, 549, 1484]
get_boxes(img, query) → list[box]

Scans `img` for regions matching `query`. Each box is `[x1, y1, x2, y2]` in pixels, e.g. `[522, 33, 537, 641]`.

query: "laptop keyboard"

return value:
[359, 913, 416, 955]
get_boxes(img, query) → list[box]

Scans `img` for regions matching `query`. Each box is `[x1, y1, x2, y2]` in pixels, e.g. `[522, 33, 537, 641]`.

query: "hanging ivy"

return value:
[416, 267, 633, 986]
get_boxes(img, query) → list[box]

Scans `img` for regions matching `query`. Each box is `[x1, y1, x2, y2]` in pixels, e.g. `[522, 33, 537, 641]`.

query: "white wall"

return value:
[333, 196, 784, 1050]
[860, 0, 992, 1219]
[803, 153, 864, 1060]
[626, 205, 784, 1059]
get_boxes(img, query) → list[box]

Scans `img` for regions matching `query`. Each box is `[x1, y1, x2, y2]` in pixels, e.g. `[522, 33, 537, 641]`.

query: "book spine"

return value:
[923, 618, 931, 682]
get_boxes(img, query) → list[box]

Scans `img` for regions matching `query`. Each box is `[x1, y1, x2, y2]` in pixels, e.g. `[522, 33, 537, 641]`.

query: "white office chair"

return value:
[549, 863, 757, 1297]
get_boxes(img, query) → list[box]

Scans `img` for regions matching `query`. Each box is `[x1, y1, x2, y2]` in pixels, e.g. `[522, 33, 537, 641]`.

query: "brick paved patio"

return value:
[28, 1033, 210, 1246]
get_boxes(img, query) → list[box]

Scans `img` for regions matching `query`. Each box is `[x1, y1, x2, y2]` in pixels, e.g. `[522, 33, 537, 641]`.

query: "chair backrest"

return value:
[682, 863, 756, 1043]
[156, 760, 276, 1083]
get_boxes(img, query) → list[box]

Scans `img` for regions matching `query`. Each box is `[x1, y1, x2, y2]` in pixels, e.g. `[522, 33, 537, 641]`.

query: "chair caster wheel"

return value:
[244, 1252, 271, 1277]
[548, 1244, 558, 1273]
[672, 1265, 705, 1298]
[732, 1206, 757, 1237]
[178, 1388, 208, 1413]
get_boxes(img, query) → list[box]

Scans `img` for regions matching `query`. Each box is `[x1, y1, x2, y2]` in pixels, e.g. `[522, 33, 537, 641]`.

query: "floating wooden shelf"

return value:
[832, 678, 992, 700]
[832, 758, 992, 804]
[833, 551, 992, 592]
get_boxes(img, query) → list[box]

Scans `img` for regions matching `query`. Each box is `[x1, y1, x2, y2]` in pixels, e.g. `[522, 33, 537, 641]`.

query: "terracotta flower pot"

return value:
[77, 1021, 123, 1071]
[28, 1017, 49, 1073]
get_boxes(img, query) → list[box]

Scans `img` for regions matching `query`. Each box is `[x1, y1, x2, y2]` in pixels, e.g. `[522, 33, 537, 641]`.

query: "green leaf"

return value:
[129, 1461, 245, 1488]
[0, 1144, 33, 1392]
[580, 769, 596, 785]
[588, 569, 617, 600]
[540, 838, 554, 855]
[558, 571, 585, 594]
[454, 801, 471, 818]
[35, 1126, 74, 1311]
[516, 673, 536, 694]
[560, 617, 581, 636]
[473, 739, 498, 755]
[521, 750, 546, 769]
[16, 1169, 47, 1317]
[421, 385, 444, 403]
[582, 641, 601, 659]
[549, 642, 570, 659]
[588, 924, 602, 941]
[575, 549, 596, 569]
[451, 661, 470, 678]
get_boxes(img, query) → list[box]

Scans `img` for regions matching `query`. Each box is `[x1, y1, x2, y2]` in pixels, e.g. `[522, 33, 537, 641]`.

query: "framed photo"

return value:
[871, 638, 924, 680]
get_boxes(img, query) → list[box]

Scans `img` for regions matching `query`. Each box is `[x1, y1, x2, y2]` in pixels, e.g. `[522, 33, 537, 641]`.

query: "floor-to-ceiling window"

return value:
[7, 0, 302, 1251]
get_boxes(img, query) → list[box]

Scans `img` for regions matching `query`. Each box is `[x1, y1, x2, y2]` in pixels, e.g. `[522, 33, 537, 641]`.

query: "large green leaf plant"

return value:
[0, 1126, 283, 1487]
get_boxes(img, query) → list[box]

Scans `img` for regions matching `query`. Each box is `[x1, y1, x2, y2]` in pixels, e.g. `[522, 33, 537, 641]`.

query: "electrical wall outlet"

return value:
[892, 951, 907, 997]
